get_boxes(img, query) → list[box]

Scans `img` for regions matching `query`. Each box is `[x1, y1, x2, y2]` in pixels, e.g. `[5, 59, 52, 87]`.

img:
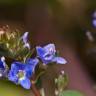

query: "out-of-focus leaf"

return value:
[0, 80, 31, 96]
[59, 90, 84, 96]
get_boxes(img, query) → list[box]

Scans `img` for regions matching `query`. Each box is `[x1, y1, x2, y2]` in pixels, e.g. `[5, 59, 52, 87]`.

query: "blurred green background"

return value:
[0, 80, 31, 96]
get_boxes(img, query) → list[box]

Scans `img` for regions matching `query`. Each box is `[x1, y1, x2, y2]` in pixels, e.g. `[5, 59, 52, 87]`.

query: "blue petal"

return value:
[44, 44, 56, 55]
[8, 70, 18, 84]
[44, 55, 54, 61]
[36, 47, 46, 57]
[19, 77, 31, 89]
[0, 61, 4, 69]
[11, 62, 25, 70]
[1, 56, 6, 68]
[52, 57, 67, 64]
[25, 64, 35, 78]
[92, 19, 96, 27]
[22, 32, 29, 43]
[25, 58, 39, 77]
[26, 58, 39, 65]
[44, 44, 55, 50]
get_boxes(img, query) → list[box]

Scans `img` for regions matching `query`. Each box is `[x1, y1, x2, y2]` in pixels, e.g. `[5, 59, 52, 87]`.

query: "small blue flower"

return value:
[21, 32, 30, 49]
[0, 56, 8, 77]
[36, 44, 67, 64]
[92, 11, 96, 28]
[92, 19, 96, 27]
[8, 58, 39, 89]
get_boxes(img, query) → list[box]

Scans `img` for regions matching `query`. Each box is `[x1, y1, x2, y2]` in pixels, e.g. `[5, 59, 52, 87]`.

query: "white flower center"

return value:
[19, 76, 25, 81]
[17, 70, 26, 80]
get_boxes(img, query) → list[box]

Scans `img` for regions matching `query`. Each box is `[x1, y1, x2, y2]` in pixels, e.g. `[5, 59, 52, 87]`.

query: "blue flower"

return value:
[92, 19, 96, 27]
[21, 32, 30, 49]
[0, 56, 8, 77]
[36, 44, 67, 64]
[92, 11, 96, 28]
[8, 58, 39, 89]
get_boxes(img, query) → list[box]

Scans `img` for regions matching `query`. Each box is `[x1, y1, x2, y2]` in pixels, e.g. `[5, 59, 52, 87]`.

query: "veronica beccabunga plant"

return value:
[0, 26, 69, 96]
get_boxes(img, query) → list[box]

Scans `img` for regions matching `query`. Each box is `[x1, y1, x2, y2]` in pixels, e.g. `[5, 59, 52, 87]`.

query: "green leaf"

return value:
[0, 80, 31, 96]
[59, 90, 85, 96]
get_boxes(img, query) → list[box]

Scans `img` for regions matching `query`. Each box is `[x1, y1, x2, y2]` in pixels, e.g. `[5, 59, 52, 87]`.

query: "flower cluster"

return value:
[0, 31, 67, 89]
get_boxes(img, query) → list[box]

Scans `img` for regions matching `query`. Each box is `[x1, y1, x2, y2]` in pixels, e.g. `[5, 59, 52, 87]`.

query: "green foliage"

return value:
[0, 27, 31, 62]
[59, 90, 84, 96]
[0, 80, 30, 96]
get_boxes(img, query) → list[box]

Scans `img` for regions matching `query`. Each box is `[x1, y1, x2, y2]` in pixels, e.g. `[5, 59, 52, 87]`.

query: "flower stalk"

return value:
[31, 81, 41, 96]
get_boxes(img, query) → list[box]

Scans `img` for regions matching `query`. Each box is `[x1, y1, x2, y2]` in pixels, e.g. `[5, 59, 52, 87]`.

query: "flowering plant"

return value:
[0, 26, 84, 96]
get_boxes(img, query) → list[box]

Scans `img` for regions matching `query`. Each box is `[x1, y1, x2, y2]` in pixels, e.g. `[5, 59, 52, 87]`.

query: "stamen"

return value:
[18, 70, 25, 79]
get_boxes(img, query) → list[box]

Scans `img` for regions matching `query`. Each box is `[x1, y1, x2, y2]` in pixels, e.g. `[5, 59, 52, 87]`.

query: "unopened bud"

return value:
[1, 56, 5, 62]
[61, 70, 65, 75]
